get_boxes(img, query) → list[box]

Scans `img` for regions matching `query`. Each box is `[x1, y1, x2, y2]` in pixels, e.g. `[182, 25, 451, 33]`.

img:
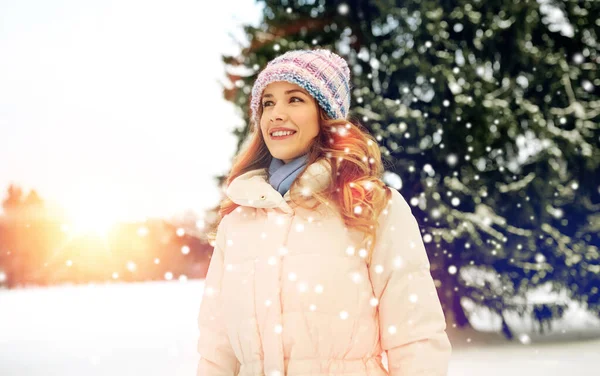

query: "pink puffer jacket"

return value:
[197, 158, 451, 375]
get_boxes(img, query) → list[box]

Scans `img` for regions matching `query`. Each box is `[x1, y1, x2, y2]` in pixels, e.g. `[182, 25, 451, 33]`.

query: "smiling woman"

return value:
[197, 49, 452, 376]
[260, 81, 320, 163]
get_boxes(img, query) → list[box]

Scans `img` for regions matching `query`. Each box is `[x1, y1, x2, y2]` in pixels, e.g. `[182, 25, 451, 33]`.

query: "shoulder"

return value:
[383, 186, 412, 216]
[387, 187, 412, 213]
[220, 206, 263, 231]
[377, 186, 416, 233]
[213, 213, 234, 247]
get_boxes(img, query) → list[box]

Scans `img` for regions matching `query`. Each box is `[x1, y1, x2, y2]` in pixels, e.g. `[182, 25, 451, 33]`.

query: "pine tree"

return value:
[222, 0, 600, 336]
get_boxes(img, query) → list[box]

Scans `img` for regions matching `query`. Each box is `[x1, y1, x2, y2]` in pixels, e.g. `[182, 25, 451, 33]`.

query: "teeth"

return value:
[271, 130, 295, 137]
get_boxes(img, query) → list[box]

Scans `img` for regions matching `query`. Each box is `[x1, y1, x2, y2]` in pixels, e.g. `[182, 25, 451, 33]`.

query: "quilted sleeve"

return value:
[197, 217, 240, 375]
[369, 188, 452, 376]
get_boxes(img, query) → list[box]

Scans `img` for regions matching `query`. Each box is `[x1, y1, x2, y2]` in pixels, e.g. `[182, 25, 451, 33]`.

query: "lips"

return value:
[270, 131, 296, 140]
[269, 127, 296, 134]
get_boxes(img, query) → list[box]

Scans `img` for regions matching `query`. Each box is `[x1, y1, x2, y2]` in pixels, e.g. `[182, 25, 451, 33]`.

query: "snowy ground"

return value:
[1, 280, 599, 376]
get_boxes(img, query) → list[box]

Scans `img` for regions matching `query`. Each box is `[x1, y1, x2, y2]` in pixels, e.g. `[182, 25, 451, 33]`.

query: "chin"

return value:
[271, 151, 299, 161]
[272, 153, 293, 161]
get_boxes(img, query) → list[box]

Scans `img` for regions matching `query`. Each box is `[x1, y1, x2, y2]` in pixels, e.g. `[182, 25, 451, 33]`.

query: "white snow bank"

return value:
[0, 280, 599, 376]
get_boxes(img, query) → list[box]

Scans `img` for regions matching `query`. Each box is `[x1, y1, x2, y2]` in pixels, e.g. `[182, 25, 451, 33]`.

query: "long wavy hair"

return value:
[206, 106, 392, 264]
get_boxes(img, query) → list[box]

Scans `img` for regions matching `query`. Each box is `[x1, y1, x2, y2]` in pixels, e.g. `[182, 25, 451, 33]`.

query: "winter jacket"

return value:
[197, 158, 452, 376]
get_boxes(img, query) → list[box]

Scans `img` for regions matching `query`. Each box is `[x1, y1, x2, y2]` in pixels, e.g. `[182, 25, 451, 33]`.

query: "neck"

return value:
[268, 154, 310, 196]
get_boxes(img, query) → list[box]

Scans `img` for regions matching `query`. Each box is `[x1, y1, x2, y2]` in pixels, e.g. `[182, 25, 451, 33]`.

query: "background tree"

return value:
[220, 0, 600, 336]
[0, 184, 212, 287]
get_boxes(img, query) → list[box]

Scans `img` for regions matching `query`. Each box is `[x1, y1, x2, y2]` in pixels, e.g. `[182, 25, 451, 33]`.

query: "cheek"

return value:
[296, 113, 319, 135]
[260, 121, 269, 138]
[307, 114, 320, 136]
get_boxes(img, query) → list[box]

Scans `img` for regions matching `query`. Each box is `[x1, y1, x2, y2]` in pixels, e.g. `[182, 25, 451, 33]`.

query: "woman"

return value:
[197, 49, 452, 376]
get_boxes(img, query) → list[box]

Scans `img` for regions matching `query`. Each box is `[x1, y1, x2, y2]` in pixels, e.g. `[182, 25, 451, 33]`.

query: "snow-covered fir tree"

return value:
[221, 0, 600, 337]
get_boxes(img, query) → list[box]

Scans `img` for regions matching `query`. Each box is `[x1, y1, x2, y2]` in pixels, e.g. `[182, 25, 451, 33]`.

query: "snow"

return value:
[0, 281, 202, 376]
[1, 280, 599, 376]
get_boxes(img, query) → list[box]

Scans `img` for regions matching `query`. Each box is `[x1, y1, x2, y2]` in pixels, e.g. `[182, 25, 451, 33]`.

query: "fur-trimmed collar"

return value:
[225, 158, 333, 215]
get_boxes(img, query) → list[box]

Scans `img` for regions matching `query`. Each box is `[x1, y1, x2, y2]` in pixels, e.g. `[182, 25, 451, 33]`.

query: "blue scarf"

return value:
[268, 153, 309, 197]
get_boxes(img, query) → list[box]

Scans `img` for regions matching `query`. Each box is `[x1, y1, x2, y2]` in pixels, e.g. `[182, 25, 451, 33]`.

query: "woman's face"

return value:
[259, 81, 320, 164]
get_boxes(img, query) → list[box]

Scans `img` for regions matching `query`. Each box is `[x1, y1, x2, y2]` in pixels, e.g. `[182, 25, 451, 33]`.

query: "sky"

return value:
[0, 0, 262, 224]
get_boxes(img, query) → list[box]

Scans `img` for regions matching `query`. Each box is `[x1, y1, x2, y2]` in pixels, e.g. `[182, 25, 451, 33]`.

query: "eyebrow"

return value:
[262, 89, 309, 98]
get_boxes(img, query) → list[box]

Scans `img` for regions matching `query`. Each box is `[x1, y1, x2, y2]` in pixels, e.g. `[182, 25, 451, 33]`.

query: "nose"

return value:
[269, 102, 288, 122]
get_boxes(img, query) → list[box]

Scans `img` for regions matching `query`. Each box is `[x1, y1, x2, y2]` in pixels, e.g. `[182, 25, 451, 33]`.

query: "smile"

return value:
[270, 131, 297, 140]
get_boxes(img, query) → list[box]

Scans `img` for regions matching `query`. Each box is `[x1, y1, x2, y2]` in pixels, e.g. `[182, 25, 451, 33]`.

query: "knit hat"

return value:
[250, 49, 351, 126]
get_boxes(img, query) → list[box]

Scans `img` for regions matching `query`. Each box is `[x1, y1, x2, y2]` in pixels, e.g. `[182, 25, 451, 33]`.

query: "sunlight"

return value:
[63, 191, 120, 237]
[67, 206, 116, 236]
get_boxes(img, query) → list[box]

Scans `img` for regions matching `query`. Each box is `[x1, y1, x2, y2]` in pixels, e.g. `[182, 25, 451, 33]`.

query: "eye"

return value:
[262, 100, 273, 107]
[290, 96, 304, 103]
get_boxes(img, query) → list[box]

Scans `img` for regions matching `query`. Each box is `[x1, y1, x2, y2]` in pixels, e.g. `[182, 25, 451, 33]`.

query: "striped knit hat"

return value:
[250, 49, 351, 126]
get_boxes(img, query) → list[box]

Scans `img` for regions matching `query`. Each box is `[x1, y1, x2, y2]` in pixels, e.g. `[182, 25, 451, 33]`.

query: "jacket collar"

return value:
[225, 157, 332, 215]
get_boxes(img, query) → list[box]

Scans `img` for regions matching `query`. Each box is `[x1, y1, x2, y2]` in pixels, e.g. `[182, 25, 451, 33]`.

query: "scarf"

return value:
[268, 153, 309, 197]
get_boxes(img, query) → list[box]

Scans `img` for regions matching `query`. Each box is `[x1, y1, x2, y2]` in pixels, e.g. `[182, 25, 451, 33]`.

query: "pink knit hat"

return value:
[250, 49, 351, 126]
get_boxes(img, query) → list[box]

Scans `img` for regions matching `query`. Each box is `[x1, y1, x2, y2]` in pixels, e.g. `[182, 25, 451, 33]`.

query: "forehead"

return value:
[262, 81, 309, 96]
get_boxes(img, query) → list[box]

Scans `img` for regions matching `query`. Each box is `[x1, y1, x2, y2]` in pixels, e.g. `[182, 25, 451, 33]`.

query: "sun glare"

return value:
[65, 198, 119, 236]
